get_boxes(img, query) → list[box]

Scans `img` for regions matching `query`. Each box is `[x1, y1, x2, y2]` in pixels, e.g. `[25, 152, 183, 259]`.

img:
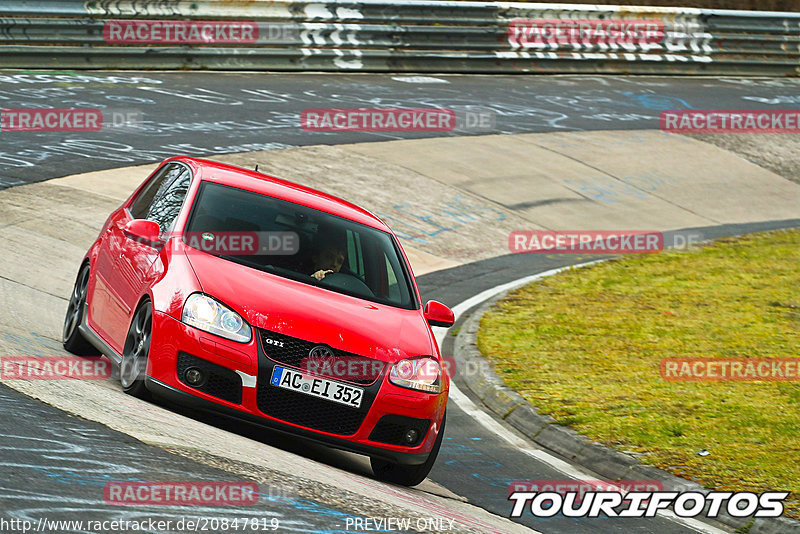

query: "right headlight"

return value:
[181, 293, 252, 343]
[389, 357, 441, 394]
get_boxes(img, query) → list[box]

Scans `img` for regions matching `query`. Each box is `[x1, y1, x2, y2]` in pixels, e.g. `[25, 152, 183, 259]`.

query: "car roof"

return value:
[167, 156, 392, 232]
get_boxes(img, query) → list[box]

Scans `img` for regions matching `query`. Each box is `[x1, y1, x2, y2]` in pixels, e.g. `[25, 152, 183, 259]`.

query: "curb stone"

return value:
[453, 291, 800, 534]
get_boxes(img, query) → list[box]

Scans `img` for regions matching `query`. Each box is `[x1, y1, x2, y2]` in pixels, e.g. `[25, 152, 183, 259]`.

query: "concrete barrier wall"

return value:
[0, 0, 798, 75]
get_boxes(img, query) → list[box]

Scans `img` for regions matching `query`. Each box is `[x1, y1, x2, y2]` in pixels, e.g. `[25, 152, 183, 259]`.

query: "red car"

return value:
[62, 157, 454, 486]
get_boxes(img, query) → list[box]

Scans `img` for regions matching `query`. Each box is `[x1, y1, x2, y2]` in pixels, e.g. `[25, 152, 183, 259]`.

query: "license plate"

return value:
[269, 365, 363, 409]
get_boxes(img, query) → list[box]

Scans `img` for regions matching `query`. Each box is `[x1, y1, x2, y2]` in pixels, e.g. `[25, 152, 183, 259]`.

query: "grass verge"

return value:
[477, 229, 800, 518]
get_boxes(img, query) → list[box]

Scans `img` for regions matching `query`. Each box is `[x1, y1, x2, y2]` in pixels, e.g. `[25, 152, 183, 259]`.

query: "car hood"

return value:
[185, 251, 434, 363]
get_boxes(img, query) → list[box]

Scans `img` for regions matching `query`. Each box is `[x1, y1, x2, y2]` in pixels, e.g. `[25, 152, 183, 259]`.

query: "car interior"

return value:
[184, 181, 415, 309]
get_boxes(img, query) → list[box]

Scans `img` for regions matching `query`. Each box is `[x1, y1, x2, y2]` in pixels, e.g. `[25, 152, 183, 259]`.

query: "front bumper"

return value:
[146, 311, 447, 466]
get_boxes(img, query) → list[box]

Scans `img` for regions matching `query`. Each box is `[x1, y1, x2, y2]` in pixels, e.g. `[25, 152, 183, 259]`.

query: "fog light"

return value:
[184, 367, 206, 387]
[404, 428, 420, 444]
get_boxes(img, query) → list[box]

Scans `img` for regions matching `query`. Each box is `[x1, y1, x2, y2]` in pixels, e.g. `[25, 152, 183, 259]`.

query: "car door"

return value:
[90, 163, 192, 353]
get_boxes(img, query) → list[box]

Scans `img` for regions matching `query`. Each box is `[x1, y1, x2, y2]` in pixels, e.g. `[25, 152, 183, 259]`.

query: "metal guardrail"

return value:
[0, 0, 798, 75]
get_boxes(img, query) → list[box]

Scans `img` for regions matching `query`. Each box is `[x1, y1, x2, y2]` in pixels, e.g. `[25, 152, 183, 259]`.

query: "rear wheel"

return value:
[62, 263, 99, 356]
[120, 301, 152, 399]
[371, 412, 446, 487]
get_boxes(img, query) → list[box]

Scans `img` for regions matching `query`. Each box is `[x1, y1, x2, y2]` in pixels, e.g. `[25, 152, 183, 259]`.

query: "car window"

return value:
[129, 163, 191, 232]
[129, 164, 175, 219]
[345, 229, 365, 278]
[184, 181, 417, 309]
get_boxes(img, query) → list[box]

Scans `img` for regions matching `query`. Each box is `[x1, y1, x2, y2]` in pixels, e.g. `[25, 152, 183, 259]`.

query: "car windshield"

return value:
[183, 180, 417, 309]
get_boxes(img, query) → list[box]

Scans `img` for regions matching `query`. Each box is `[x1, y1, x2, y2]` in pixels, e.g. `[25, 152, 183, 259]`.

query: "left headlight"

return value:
[389, 357, 442, 394]
[181, 293, 252, 343]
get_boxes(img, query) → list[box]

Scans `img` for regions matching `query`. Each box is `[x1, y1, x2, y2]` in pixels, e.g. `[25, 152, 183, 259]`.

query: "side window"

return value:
[129, 164, 174, 219]
[345, 230, 365, 277]
[385, 254, 400, 301]
[381, 245, 412, 306]
[148, 168, 191, 232]
[129, 163, 191, 232]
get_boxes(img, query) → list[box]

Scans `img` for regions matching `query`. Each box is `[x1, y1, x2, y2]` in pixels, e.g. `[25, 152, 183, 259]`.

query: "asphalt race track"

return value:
[1, 71, 800, 187]
[0, 386, 361, 533]
[1, 71, 799, 534]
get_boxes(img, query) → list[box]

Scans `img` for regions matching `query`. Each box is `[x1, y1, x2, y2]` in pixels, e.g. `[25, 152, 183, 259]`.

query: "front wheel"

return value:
[371, 412, 446, 487]
[62, 263, 99, 356]
[120, 301, 152, 399]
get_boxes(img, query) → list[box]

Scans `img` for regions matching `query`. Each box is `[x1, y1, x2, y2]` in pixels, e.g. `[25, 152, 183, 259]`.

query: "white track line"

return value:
[433, 263, 727, 534]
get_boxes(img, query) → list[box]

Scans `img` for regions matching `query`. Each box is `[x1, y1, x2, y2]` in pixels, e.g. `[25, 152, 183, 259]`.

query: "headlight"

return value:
[389, 357, 441, 393]
[182, 293, 251, 343]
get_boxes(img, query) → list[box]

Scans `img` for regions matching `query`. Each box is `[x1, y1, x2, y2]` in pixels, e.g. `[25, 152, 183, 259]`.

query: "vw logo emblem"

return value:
[309, 345, 335, 359]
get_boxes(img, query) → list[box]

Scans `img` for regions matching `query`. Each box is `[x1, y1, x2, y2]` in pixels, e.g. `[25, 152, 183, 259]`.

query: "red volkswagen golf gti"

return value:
[62, 156, 454, 486]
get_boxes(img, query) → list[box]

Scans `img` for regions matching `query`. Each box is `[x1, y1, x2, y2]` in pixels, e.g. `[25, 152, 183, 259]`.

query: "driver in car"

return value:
[310, 241, 346, 281]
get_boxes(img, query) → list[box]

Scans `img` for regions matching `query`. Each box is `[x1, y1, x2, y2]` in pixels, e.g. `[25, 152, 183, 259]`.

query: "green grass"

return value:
[478, 229, 800, 518]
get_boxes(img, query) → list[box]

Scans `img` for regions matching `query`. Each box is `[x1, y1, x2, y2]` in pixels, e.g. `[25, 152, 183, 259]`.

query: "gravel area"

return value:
[682, 133, 800, 186]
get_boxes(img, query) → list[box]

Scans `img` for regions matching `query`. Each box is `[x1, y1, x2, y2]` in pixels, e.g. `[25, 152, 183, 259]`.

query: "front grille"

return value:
[177, 352, 242, 404]
[256, 331, 383, 436]
[369, 415, 431, 446]
[258, 328, 384, 386]
[256, 384, 368, 435]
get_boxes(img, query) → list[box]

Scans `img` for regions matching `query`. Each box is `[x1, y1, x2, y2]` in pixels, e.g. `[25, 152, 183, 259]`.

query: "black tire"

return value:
[120, 301, 152, 399]
[62, 263, 100, 356]
[371, 412, 446, 487]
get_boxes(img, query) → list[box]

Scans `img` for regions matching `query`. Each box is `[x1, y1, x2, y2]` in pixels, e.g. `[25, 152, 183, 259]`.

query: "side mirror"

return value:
[123, 219, 162, 246]
[424, 300, 455, 328]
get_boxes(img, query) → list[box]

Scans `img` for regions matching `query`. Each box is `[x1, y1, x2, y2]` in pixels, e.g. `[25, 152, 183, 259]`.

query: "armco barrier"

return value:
[0, 0, 798, 75]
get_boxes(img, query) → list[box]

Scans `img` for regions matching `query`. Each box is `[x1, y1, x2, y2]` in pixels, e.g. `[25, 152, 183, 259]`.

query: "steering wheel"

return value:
[319, 272, 373, 296]
[339, 266, 367, 284]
